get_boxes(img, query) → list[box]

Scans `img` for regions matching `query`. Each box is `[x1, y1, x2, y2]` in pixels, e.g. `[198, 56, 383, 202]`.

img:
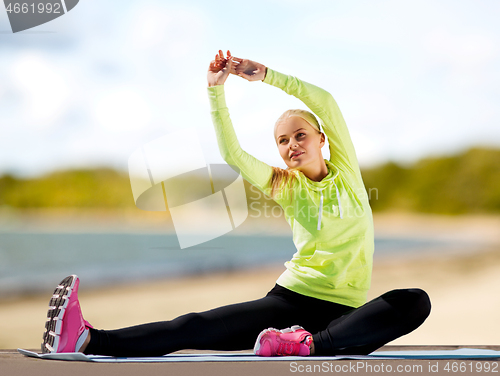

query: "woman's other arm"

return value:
[207, 51, 273, 194]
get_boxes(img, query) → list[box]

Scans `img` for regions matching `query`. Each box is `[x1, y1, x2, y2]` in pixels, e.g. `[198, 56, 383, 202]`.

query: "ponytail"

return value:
[270, 166, 296, 203]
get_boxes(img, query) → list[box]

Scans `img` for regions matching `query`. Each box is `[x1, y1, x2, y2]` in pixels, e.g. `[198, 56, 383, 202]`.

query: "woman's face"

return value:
[275, 116, 325, 171]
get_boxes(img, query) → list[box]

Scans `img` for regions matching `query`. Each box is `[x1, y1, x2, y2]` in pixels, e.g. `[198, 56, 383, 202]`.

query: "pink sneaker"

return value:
[254, 325, 312, 357]
[41, 275, 93, 353]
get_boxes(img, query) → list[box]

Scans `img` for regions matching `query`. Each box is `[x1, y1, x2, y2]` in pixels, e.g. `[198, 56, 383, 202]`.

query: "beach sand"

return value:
[1, 212, 500, 350]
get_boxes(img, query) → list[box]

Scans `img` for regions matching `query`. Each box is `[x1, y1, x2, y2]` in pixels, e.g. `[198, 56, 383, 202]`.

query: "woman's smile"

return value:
[290, 151, 304, 159]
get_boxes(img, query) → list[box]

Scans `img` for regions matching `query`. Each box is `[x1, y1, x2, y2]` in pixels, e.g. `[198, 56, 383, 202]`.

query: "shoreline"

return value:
[1, 207, 500, 238]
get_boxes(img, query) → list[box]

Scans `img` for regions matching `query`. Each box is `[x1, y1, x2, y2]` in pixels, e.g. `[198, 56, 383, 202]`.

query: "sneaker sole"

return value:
[41, 275, 78, 353]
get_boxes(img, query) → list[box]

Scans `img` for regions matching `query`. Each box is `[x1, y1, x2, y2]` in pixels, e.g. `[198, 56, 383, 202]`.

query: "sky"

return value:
[0, 0, 499, 177]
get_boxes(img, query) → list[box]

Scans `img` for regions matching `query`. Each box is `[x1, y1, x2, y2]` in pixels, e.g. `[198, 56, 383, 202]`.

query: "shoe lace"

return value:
[276, 340, 299, 356]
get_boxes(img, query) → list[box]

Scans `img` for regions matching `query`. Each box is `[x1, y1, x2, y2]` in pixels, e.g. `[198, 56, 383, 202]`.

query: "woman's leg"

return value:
[311, 288, 431, 355]
[84, 285, 325, 357]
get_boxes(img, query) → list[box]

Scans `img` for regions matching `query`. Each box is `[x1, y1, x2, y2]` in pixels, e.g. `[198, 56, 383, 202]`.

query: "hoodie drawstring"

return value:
[317, 189, 324, 231]
[333, 180, 343, 219]
[313, 169, 344, 231]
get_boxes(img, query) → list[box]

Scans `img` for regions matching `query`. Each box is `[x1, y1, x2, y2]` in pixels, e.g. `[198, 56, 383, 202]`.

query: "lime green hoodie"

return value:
[207, 68, 374, 308]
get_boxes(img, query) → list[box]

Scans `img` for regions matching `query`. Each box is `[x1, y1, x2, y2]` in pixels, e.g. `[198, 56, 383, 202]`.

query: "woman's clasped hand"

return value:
[207, 49, 267, 87]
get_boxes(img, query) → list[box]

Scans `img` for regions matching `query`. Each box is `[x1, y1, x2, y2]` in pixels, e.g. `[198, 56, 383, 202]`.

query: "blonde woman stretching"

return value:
[40, 50, 431, 357]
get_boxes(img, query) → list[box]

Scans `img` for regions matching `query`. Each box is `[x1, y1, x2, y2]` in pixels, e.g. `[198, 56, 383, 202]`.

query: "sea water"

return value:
[0, 232, 458, 297]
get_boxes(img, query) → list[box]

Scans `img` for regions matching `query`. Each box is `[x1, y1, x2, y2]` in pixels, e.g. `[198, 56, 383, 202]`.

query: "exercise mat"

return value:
[17, 348, 500, 362]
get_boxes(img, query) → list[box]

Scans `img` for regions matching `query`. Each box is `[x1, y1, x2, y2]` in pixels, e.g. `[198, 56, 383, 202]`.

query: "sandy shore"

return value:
[1, 212, 500, 349]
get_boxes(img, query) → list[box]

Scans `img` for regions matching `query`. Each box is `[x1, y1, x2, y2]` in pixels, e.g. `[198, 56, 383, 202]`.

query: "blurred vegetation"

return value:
[361, 147, 500, 214]
[0, 147, 499, 214]
[0, 168, 135, 209]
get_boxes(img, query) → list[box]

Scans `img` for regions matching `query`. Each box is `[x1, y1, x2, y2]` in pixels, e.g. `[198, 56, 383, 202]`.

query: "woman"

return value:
[40, 50, 431, 357]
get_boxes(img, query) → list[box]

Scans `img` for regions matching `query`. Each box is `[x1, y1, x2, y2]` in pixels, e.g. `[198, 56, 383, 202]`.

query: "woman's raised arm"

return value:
[220, 51, 361, 180]
[207, 51, 274, 196]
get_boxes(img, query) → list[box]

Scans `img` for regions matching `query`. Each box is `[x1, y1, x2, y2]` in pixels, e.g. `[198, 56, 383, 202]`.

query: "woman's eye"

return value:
[297, 133, 305, 137]
[279, 139, 287, 144]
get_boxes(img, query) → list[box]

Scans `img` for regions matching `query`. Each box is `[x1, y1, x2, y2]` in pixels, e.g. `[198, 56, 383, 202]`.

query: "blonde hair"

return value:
[270, 109, 322, 200]
[270, 166, 296, 200]
[274, 109, 321, 140]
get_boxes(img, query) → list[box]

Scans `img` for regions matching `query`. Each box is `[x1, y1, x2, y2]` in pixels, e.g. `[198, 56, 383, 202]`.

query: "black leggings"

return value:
[85, 284, 431, 357]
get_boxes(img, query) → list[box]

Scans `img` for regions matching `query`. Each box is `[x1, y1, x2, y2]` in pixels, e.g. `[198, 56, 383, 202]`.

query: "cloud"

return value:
[10, 52, 71, 129]
[93, 86, 152, 132]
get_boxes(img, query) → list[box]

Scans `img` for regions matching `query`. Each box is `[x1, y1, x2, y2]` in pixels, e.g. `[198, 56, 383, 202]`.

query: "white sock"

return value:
[75, 328, 89, 353]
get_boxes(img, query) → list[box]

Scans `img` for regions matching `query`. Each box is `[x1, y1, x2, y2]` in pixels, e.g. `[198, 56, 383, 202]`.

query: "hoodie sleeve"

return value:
[263, 68, 362, 181]
[207, 84, 273, 195]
